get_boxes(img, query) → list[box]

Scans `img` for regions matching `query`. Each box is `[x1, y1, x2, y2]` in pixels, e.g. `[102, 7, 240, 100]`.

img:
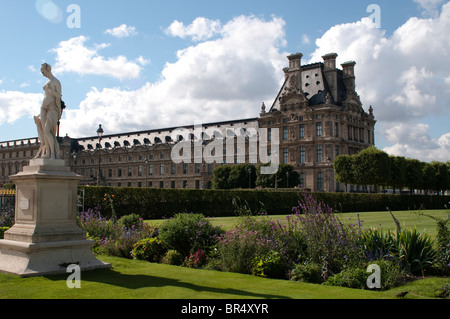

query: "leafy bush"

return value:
[251, 250, 289, 279]
[395, 227, 436, 276]
[360, 227, 397, 261]
[158, 213, 224, 258]
[369, 259, 404, 290]
[161, 250, 184, 266]
[415, 211, 450, 275]
[289, 263, 322, 284]
[217, 228, 276, 274]
[323, 268, 368, 289]
[131, 237, 167, 262]
[118, 213, 143, 230]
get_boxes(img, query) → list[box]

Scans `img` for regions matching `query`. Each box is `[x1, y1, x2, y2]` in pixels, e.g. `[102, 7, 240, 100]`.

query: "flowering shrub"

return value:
[158, 213, 224, 258]
[217, 228, 277, 274]
[78, 209, 157, 259]
[290, 191, 365, 280]
[183, 249, 208, 269]
[132, 237, 167, 262]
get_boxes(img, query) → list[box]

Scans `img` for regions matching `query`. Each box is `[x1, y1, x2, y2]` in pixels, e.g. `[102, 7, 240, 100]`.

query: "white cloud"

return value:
[51, 36, 145, 80]
[61, 15, 288, 137]
[165, 17, 222, 41]
[104, 24, 137, 38]
[383, 123, 450, 162]
[0, 91, 42, 125]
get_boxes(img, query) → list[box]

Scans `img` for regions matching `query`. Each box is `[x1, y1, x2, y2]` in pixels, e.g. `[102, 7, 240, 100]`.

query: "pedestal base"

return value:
[0, 239, 111, 277]
[0, 158, 111, 277]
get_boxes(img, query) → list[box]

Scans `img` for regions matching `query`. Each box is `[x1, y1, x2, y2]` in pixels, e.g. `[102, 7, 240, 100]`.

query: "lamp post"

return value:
[248, 166, 251, 189]
[96, 124, 104, 186]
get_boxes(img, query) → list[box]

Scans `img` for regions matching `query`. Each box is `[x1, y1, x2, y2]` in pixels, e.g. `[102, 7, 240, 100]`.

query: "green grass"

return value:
[1, 255, 448, 299]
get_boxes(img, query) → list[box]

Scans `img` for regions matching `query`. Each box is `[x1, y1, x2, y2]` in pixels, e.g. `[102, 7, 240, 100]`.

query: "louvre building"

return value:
[0, 53, 376, 192]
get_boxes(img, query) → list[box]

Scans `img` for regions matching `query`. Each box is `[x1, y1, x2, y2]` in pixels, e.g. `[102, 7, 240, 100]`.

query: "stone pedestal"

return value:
[0, 159, 110, 277]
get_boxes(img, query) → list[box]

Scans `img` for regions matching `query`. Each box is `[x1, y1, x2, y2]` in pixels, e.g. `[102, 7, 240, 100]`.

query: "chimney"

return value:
[288, 53, 303, 70]
[322, 53, 338, 70]
[285, 53, 303, 90]
[322, 53, 338, 102]
[341, 61, 356, 90]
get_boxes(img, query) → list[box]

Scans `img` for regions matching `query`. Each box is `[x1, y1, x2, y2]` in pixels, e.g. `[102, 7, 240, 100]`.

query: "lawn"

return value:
[0, 255, 448, 300]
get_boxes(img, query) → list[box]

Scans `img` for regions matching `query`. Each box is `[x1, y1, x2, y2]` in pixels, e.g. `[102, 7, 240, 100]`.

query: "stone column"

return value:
[0, 158, 110, 276]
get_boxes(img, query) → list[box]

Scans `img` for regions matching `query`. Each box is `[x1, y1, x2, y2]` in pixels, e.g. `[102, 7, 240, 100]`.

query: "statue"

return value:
[34, 63, 62, 160]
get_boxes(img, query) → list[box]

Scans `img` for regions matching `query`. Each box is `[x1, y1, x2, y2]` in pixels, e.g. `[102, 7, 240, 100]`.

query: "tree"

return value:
[228, 164, 256, 189]
[422, 162, 436, 194]
[256, 164, 298, 188]
[353, 147, 391, 192]
[334, 155, 355, 192]
[389, 156, 407, 193]
[405, 158, 424, 194]
[431, 161, 450, 195]
[211, 165, 231, 189]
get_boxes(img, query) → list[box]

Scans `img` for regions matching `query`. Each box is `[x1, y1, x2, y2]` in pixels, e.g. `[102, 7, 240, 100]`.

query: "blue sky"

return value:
[0, 0, 449, 162]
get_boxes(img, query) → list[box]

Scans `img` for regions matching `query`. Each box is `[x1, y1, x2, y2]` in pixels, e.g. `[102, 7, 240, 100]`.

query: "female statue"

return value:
[34, 63, 62, 159]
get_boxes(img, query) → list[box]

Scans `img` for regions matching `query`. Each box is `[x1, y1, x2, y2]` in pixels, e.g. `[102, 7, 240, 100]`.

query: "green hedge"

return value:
[79, 186, 450, 219]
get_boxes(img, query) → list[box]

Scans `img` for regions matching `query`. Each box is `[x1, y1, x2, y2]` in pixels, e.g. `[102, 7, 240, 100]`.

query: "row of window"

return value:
[76, 162, 215, 179]
[1, 150, 35, 160]
[271, 123, 371, 142]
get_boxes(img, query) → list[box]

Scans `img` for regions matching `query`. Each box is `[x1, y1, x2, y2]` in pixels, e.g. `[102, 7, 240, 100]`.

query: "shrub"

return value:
[158, 213, 224, 258]
[289, 263, 322, 284]
[323, 268, 368, 289]
[118, 213, 144, 230]
[291, 192, 364, 280]
[183, 249, 208, 269]
[131, 237, 167, 263]
[395, 227, 436, 276]
[78, 208, 157, 259]
[217, 228, 276, 274]
[360, 227, 397, 261]
[251, 250, 289, 279]
[369, 259, 404, 290]
[161, 250, 184, 266]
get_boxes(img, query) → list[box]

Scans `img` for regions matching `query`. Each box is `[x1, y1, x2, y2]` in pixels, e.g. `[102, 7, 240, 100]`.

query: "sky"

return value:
[0, 0, 449, 163]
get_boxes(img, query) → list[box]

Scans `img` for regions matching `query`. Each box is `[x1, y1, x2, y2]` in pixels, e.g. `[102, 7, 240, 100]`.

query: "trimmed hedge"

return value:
[79, 186, 450, 219]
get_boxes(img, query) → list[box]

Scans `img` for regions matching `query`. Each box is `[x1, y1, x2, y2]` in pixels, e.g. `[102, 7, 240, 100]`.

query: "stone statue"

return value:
[34, 63, 62, 160]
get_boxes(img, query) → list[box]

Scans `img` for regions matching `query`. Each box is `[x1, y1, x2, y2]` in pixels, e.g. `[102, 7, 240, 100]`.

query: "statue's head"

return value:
[41, 63, 52, 77]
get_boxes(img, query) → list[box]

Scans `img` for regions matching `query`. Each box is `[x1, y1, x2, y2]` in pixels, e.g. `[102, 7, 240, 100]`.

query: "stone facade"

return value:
[0, 53, 376, 192]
